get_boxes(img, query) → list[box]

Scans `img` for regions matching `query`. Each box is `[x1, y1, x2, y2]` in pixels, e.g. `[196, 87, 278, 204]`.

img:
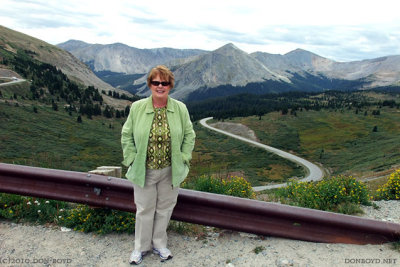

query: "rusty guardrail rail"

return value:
[1, 162, 399, 245]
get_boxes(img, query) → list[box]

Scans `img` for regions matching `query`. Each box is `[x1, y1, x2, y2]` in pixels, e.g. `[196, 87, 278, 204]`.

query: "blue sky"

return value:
[1, 0, 399, 62]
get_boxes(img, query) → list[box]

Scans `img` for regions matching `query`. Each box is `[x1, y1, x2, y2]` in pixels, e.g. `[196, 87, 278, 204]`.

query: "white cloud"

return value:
[1, 0, 400, 61]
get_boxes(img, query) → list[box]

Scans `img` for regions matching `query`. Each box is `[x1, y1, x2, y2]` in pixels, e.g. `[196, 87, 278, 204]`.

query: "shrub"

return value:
[375, 169, 400, 200]
[182, 175, 256, 199]
[253, 246, 265, 254]
[276, 175, 372, 214]
[224, 176, 256, 199]
[60, 204, 135, 234]
[0, 193, 135, 235]
[185, 175, 226, 195]
[0, 193, 67, 224]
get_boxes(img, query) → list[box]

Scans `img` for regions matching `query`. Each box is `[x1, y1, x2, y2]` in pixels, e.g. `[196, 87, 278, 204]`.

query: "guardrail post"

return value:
[89, 166, 122, 178]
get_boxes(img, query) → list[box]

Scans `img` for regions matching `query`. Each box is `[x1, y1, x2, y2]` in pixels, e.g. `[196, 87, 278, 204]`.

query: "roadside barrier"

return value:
[1, 162, 399, 244]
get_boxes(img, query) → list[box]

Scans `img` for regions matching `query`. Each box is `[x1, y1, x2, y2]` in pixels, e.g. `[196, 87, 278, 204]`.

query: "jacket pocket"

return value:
[125, 153, 138, 179]
[125, 164, 134, 180]
[181, 153, 190, 177]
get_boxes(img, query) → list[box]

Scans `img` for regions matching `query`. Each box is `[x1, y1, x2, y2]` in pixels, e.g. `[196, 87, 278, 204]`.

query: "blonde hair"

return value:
[147, 65, 175, 88]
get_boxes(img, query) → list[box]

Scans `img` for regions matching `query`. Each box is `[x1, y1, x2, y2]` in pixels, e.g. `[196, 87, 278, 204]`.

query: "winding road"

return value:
[0, 77, 26, 87]
[199, 117, 325, 191]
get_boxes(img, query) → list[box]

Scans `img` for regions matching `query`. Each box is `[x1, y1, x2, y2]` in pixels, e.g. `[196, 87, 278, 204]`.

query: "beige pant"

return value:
[133, 166, 179, 251]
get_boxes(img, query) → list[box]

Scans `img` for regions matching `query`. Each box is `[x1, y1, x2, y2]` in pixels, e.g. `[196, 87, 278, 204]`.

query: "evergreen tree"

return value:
[125, 105, 130, 117]
[103, 105, 113, 118]
[372, 110, 380, 115]
[94, 104, 102, 116]
[30, 84, 39, 99]
[52, 102, 58, 111]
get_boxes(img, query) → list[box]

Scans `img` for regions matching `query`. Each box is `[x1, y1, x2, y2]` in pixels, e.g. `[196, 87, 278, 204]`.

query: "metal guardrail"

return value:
[1, 162, 399, 245]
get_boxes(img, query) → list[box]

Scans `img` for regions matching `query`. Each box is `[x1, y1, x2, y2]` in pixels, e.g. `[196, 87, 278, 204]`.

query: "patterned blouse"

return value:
[146, 107, 172, 169]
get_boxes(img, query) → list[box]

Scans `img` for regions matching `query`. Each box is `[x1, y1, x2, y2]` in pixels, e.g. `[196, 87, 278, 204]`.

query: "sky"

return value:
[1, 0, 400, 62]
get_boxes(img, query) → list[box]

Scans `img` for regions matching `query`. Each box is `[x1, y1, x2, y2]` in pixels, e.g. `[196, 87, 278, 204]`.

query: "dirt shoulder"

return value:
[1, 201, 399, 267]
[210, 121, 259, 142]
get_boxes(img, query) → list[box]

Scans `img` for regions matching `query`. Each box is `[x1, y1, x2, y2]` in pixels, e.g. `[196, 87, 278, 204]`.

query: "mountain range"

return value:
[58, 39, 400, 101]
[2, 24, 400, 103]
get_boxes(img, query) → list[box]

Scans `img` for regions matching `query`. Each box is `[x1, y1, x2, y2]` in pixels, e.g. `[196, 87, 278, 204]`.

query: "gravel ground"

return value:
[209, 122, 259, 142]
[0, 200, 399, 267]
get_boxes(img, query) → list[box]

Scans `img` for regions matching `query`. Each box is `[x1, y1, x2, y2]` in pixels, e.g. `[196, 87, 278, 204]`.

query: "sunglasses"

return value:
[150, 81, 170, 86]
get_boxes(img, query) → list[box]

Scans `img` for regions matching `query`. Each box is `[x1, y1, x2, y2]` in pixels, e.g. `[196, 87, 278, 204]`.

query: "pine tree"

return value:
[52, 102, 58, 111]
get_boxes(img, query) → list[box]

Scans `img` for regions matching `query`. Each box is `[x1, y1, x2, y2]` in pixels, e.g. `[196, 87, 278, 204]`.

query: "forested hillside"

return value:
[187, 88, 400, 121]
[1, 46, 139, 120]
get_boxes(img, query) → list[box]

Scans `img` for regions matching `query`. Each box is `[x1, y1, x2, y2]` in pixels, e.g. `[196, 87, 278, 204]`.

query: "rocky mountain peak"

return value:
[57, 35, 400, 101]
[215, 43, 242, 53]
[283, 48, 335, 72]
[58, 39, 90, 50]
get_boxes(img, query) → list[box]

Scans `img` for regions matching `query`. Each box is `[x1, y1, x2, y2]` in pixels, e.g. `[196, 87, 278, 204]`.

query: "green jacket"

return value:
[121, 96, 195, 187]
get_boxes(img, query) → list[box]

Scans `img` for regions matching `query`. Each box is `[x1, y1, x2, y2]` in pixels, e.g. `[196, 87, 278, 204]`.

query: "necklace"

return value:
[153, 101, 167, 108]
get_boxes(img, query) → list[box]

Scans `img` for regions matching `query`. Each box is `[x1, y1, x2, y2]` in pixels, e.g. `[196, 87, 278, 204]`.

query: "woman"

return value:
[121, 65, 195, 265]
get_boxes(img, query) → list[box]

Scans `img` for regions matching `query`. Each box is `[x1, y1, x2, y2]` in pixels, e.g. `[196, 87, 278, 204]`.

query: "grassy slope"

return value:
[0, 82, 303, 186]
[0, 83, 125, 172]
[231, 106, 400, 178]
[3, 82, 399, 186]
[188, 122, 304, 185]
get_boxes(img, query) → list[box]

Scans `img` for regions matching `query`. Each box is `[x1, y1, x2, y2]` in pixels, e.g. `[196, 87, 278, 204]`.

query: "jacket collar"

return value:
[145, 96, 175, 114]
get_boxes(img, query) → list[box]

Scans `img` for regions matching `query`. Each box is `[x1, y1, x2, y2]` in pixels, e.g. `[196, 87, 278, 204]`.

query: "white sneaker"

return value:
[129, 250, 146, 265]
[153, 247, 173, 261]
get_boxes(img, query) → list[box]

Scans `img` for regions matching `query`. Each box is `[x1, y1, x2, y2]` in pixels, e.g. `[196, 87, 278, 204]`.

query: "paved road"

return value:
[0, 77, 25, 87]
[199, 117, 325, 191]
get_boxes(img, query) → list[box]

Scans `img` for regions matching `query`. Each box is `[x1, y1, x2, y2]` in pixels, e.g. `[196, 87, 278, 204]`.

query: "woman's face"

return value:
[150, 74, 171, 101]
